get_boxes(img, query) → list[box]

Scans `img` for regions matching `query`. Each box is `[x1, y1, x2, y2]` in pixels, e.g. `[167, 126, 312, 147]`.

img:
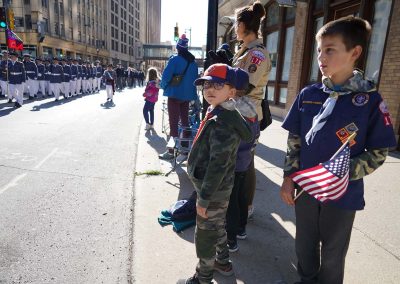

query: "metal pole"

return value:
[202, 0, 218, 117]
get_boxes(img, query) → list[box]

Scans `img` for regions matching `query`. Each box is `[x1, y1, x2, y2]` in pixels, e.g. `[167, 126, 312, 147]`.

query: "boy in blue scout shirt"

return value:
[184, 64, 252, 284]
[280, 17, 396, 284]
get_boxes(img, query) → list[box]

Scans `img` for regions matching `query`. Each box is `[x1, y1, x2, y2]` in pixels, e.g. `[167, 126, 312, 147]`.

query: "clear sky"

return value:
[160, 0, 209, 47]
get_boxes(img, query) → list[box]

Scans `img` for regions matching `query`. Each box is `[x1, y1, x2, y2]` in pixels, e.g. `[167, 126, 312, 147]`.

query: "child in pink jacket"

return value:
[143, 67, 160, 130]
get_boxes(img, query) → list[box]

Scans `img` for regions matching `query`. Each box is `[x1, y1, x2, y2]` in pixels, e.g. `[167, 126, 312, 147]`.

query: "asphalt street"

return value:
[0, 88, 143, 283]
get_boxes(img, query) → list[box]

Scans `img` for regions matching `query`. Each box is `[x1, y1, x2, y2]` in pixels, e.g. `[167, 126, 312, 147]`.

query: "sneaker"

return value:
[158, 151, 174, 160]
[7, 99, 12, 103]
[14, 102, 22, 108]
[227, 240, 238, 253]
[145, 123, 151, 130]
[149, 124, 154, 129]
[214, 260, 234, 276]
[237, 229, 247, 240]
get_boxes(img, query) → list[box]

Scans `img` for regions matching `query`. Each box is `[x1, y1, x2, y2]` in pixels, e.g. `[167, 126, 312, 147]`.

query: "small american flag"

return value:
[290, 143, 351, 202]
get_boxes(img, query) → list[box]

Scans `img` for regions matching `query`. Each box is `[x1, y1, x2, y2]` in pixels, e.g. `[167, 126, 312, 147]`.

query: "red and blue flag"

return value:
[290, 142, 351, 202]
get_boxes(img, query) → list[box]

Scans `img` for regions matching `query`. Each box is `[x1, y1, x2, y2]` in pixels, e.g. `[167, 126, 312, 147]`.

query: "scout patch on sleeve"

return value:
[336, 122, 358, 146]
[379, 101, 392, 126]
[352, 93, 369, 106]
[250, 50, 266, 65]
[248, 64, 257, 73]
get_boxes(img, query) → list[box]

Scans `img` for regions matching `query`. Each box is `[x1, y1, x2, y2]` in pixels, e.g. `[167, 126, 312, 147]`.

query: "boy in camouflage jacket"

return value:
[184, 64, 252, 284]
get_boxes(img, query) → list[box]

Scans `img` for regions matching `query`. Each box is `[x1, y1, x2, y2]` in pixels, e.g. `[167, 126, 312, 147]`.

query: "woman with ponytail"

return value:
[226, 1, 272, 251]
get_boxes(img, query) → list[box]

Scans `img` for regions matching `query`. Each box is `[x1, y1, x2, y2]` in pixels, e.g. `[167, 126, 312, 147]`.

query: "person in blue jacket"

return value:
[76, 59, 83, 95]
[49, 57, 64, 101]
[8, 51, 26, 108]
[280, 17, 397, 284]
[23, 53, 38, 100]
[36, 57, 46, 97]
[61, 58, 71, 98]
[1, 51, 12, 102]
[159, 34, 199, 160]
[70, 58, 78, 97]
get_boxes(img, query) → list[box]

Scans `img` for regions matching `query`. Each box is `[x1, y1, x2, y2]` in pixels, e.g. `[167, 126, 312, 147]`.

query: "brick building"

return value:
[0, 0, 161, 68]
[218, 0, 399, 148]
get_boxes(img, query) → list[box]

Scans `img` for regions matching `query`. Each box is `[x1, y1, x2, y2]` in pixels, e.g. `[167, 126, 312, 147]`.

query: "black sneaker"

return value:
[237, 229, 247, 240]
[214, 260, 234, 276]
[7, 99, 12, 103]
[14, 102, 22, 108]
[227, 240, 238, 253]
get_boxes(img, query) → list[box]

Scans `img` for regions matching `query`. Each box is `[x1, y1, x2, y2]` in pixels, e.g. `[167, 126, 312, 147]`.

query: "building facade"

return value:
[218, 0, 400, 148]
[0, 0, 159, 68]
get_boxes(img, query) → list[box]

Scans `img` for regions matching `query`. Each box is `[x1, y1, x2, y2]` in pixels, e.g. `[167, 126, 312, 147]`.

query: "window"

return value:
[365, 0, 392, 83]
[42, 0, 48, 8]
[264, 2, 296, 106]
[308, 17, 324, 83]
[25, 15, 32, 29]
[14, 17, 24, 28]
[24, 0, 30, 4]
[43, 18, 49, 33]
[302, 0, 393, 88]
[54, 23, 59, 35]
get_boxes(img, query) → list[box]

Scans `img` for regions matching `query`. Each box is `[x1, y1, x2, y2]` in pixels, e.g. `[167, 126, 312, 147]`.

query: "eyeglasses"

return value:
[202, 81, 227, 90]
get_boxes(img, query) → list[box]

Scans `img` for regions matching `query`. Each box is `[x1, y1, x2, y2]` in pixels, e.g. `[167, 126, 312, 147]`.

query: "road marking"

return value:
[0, 173, 27, 195]
[0, 148, 58, 195]
[34, 148, 58, 169]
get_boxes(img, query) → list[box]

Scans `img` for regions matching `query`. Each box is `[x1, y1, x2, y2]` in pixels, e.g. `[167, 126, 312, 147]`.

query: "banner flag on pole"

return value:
[290, 141, 351, 203]
[6, 29, 24, 50]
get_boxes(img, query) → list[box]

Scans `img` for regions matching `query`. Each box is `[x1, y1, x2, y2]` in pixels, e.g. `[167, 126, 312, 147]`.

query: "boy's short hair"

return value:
[316, 16, 371, 51]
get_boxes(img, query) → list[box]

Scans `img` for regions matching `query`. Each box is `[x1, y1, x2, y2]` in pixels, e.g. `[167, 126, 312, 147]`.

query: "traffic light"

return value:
[7, 8, 14, 30]
[0, 7, 7, 29]
[174, 23, 179, 42]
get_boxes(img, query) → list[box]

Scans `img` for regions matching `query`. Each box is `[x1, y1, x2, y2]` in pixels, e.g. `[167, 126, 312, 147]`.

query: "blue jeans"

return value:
[143, 101, 155, 125]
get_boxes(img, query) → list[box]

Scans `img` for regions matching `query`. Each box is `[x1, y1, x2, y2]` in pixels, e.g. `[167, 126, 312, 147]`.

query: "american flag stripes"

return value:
[290, 143, 351, 202]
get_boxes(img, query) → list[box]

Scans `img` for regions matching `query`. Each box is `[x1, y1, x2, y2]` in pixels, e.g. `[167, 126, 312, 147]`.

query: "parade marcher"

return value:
[23, 53, 39, 100]
[231, 1, 272, 219]
[49, 57, 64, 101]
[90, 62, 96, 93]
[95, 60, 103, 92]
[184, 64, 252, 284]
[82, 61, 89, 95]
[280, 17, 397, 284]
[139, 70, 145, 87]
[159, 34, 199, 160]
[76, 59, 83, 95]
[70, 58, 78, 96]
[61, 58, 71, 98]
[0, 51, 11, 102]
[89, 62, 94, 93]
[36, 57, 46, 97]
[115, 63, 124, 91]
[8, 51, 26, 108]
[44, 58, 51, 96]
[102, 64, 116, 102]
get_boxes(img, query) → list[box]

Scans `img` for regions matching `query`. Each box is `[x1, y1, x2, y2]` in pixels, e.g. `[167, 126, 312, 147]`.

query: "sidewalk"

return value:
[132, 98, 400, 284]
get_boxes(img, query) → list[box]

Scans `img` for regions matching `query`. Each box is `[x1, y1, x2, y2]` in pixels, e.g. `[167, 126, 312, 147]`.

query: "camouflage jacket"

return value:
[187, 105, 252, 208]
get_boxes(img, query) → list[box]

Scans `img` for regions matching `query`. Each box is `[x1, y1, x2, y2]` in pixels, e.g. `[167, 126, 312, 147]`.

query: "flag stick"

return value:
[293, 132, 356, 202]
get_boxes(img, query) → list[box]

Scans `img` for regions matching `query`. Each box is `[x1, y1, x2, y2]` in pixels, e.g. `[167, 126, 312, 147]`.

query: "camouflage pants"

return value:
[195, 200, 230, 284]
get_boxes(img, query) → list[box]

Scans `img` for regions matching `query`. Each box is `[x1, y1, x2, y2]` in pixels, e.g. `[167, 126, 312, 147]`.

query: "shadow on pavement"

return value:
[0, 104, 18, 117]
[30, 96, 78, 111]
[256, 142, 286, 169]
[144, 128, 167, 154]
